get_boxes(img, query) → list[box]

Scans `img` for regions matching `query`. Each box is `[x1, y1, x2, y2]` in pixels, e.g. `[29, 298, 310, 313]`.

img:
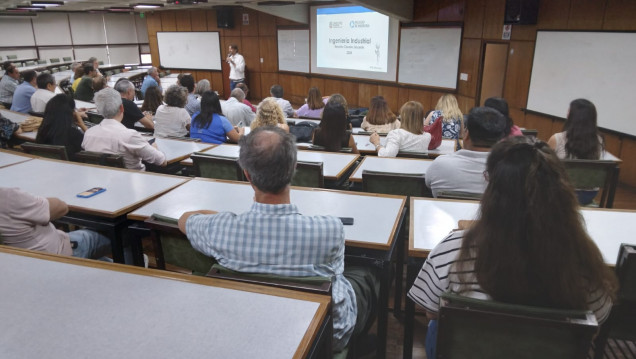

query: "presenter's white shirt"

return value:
[30, 89, 56, 113]
[228, 53, 245, 80]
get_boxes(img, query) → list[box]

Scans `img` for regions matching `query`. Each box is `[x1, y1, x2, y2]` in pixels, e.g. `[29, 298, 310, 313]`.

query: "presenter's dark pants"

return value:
[230, 79, 244, 91]
[344, 265, 380, 336]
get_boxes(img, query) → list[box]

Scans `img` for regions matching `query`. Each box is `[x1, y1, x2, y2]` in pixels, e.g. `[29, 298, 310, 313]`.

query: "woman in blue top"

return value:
[190, 91, 243, 144]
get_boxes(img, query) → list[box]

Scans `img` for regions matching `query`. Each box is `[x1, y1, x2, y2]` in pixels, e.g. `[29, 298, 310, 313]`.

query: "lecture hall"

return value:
[0, 0, 635, 358]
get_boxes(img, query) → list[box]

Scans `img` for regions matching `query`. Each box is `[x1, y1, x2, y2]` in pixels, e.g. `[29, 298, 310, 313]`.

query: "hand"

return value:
[369, 132, 380, 146]
[237, 127, 245, 136]
[457, 220, 476, 230]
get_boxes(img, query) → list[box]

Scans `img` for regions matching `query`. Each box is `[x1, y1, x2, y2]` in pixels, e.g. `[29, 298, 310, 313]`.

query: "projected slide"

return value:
[316, 6, 389, 73]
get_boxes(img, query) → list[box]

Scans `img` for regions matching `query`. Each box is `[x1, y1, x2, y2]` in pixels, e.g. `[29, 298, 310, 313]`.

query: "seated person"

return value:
[220, 88, 255, 127]
[295, 87, 326, 118]
[153, 85, 191, 138]
[82, 88, 167, 171]
[0, 62, 20, 108]
[195, 79, 210, 97]
[250, 97, 290, 132]
[361, 96, 400, 133]
[408, 136, 617, 358]
[484, 97, 522, 137]
[425, 107, 507, 197]
[269, 84, 294, 118]
[92, 75, 108, 93]
[30, 73, 57, 113]
[425, 94, 464, 140]
[0, 115, 22, 148]
[0, 187, 111, 259]
[140, 67, 162, 97]
[140, 86, 163, 116]
[36, 94, 88, 159]
[181, 74, 200, 116]
[190, 90, 243, 144]
[312, 101, 359, 154]
[235, 82, 256, 112]
[370, 101, 431, 157]
[10, 70, 37, 113]
[71, 65, 85, 92]
[178, 126, 379, 352]
[73, 64, 97, 102]
[114, 79, 154, 130]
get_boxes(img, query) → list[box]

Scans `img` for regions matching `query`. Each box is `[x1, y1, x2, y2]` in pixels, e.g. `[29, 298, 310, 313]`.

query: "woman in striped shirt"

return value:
[408, 136, 618, 358]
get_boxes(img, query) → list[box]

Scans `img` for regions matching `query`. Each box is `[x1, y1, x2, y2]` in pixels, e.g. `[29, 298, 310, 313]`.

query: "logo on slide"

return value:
[349, 20, 370, 28]
[329, 21, 343, 29]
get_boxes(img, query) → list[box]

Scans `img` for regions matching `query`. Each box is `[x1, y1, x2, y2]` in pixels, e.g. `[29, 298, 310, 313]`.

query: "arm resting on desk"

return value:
[47, 197, 69, 221]
[178, 210, 218, 234]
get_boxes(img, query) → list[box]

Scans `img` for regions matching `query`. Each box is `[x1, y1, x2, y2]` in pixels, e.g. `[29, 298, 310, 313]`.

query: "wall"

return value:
[145, 0, 636, 186]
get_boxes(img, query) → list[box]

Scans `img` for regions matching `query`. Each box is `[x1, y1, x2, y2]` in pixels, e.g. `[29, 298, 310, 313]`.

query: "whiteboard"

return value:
[157, 32, 222, 71]
[278, 29, 309, 73]
[398, 26, 462, 89]
[527, 31, 636, 137]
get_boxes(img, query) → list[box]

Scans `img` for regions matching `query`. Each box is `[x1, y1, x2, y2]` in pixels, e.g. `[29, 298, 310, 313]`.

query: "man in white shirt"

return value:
[221, 88, 255, 126]
[82, 88, 167, 171]
[270, 84, 295, 118]
[226, 44, 245, 91]
[30, 73, 57, 113]
[425, 107, 507, 197]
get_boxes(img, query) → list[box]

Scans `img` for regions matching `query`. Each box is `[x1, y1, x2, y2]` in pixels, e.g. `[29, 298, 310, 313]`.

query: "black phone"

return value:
[148, 138, 156, 145]
[339, 217, 354, 225]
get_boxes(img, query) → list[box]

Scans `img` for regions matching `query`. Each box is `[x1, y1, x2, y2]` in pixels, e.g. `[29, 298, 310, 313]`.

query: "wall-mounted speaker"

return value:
[504, 0, 539, 25]
[217, 7, 234, 29]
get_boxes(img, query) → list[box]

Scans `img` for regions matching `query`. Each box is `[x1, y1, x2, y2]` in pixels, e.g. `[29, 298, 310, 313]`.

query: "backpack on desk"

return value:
[289, 121, 318, 143]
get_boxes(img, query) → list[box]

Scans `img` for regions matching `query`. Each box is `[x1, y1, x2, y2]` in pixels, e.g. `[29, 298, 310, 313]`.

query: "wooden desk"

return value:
[0, 159, 188, 262]
[0, 108, 30, 124]
[74, 99, 96, 110]
[0, 149, 33, 168]
[52, 70, 73, 84]
[154, 138, 214, 165]
[0, 246, 330, 359]
[349, 156, 434, 183]
[183, 144, 359, 181]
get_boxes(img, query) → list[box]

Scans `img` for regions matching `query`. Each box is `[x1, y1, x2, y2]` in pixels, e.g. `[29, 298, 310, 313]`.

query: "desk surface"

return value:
[0, 150, 34, 168]
[0, 159, 187, 218]
[190, 144, 359, 180]
[0, 108, 31, 124]
[0, 246, 329, 359]
[74, 99, 96, 110]
[349, 156, 434, 182]
[129, 178, 405, 250]
[409, 197, 635, 264]
[155, 137, 215, 164]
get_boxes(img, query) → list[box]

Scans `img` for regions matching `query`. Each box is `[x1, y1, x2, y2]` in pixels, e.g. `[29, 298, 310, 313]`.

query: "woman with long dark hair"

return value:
[409, 136, 617, 358]
[548, 98, 604, 160]
[36, 94, 87, 159]
[312, 101, 359, 153]
[190, 90, 242, 144]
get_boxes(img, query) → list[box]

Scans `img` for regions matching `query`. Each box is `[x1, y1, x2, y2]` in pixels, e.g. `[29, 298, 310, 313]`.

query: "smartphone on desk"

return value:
[77, 187, 106, 198]
[339, 217, 354, 225]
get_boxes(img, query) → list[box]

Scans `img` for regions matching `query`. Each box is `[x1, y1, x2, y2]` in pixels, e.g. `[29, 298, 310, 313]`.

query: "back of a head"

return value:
[484, 97, 512, 135]
[148, 67, 157, 76]
[95, 88, 122, 119]
[307, 87, 324, 110]
[270, 84, 283, 98]
[316, 102, 347, 151]
[564, 98, 602, 159]
[465, 107, 507, 147]
[458, 136, 615, 310]
[230, 88, 245, 102]
[180, 75, 195, 93]
[37, 94, 75, 143]
[400, 101, 424, 134]
[164, 84, 187, 108]
[36, 73, 55, 90]
[195, 79, 211, 95]
[114, 79, 134, 95]
[366, 95, 394, 125]
[92, 76, 107, 92]
[326, 93, 349, 116]
[141, 86, 163, 113]
[435, 94, 463, 121]
[238, 126, 297, 194]
[253, 97, 285, 129]
[83, 64, 94, 76]
[235, 82, 248, 94]
[22, 70, 37, 84]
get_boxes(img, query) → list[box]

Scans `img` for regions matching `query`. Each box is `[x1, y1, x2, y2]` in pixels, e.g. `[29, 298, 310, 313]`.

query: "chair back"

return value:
[7, 55, 17, 60]
[307, 144, 353, 153]
[561, 159, 618, 208]
[62, 57, 72, 62]
[74, 151, 125, 168]
[362, 170, 429, 197]
[49, 58, 60, 63]
[396, 151, 429, 159]
[438, 292, 599, 359]
[437, 191, 482, 201]
[20, 143, 69, 161]
[292, 161, 324, 188]
[521, 129, 538, 138]
[191, 153, 244, 181]
[25, 61, 36, 66]
[37, 60, 47, 65]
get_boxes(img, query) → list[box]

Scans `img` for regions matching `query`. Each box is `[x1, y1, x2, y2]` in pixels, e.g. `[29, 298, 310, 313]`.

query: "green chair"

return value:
[594, 244, 636, 359]
[361, 170, 429, 197]
[292, 161, 324, 188]
[49, 58, 60, 63]
[51, 67, 59, 73]
[190, 153, 244, 181]
[437, 191, 482, 201]
[105, 70, 114, 77]
[25, 61, 36, 66]
[98, 61, 104, 65]
[7, 55, 17, 60]
[113, 68, 121, 74]
[62, 56, 72, 62]
[20, 143, 69, 161]
[561, 159, 618, 208]
[437, 292, 599, 359]
[37, 60, 47, 65]
[74, 151, 125, 168]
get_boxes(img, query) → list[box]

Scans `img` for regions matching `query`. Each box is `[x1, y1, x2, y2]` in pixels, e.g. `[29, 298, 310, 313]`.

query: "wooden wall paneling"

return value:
[211, 72, 225, 97]
[603, 0, 636, 30]
[378, 85, 400, 114]
[567, 0, 606, 30]
[481, 0, 506, 40]
[509, 108, 525, 128]
[456, 95, 475, 114]
[438, 0, 465, 22]
[324, 79, 359, 108]
[175, 11, 192, 31]
[190, 10, 208, 31]
[246, 71, 262, 101]
[309, 77, 326, 95]
[413, 0, 440, 22]
[160, 11, 177, 32]
[207, 9, 222, 34]
[276, 18, 303, 26]
[502, 41, 534, 110]
[239, 9, 260, 36]
[258, 13, 277, 36]
[537, 0, 570, 29]
[260, 72, 279, 99]
[148, 34, 160, 67]
[259, 36, 278, 73]
[398, 87, 410, 109]
[194, 70, 213, 86]
[462, 0, 485, 39]
[523, 113, 554, 141]
[221, 9, 242, 37]
[457, 38, 481, 98]
[550, 118, 565, 137]
[408, 89, 433, 112]
[241, 37, 261, 74]
[618, 138, 636, 186]
[288, 74, 309, 105]
[510, 24, 537, 41]
[145, 13, 162, 35]
[603, 132, 622, 158]
[358, 83, 378, 109]
[278, 73, 294, 101]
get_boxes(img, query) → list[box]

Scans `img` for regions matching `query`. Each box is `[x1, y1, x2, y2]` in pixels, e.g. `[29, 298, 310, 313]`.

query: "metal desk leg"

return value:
[403, 258, 424, 359]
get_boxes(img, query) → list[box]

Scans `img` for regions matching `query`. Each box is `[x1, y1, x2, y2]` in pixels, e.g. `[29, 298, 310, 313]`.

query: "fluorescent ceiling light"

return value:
[16, 5, 46, 10]
[31, 1, 64, 6]
[108, 6, 134, 12]
[134, 3, 164, 9]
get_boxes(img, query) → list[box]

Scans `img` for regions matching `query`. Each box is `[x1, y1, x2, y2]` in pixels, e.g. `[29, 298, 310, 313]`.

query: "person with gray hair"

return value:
[88, 56, 102, 76]
[178, 126, 379, 353]
[195, 79, 210, 96]
[114, 79, 154, 130]
[82, 88, 166, 170]
[235, 82, 256, 112]
[140, 66, 161, 97]
[153, 84, 191, 138]
[220, 88, 255, 126]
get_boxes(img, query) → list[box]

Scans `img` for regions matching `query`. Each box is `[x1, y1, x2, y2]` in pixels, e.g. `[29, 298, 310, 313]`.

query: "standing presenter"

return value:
[227, 44, 245, 91]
